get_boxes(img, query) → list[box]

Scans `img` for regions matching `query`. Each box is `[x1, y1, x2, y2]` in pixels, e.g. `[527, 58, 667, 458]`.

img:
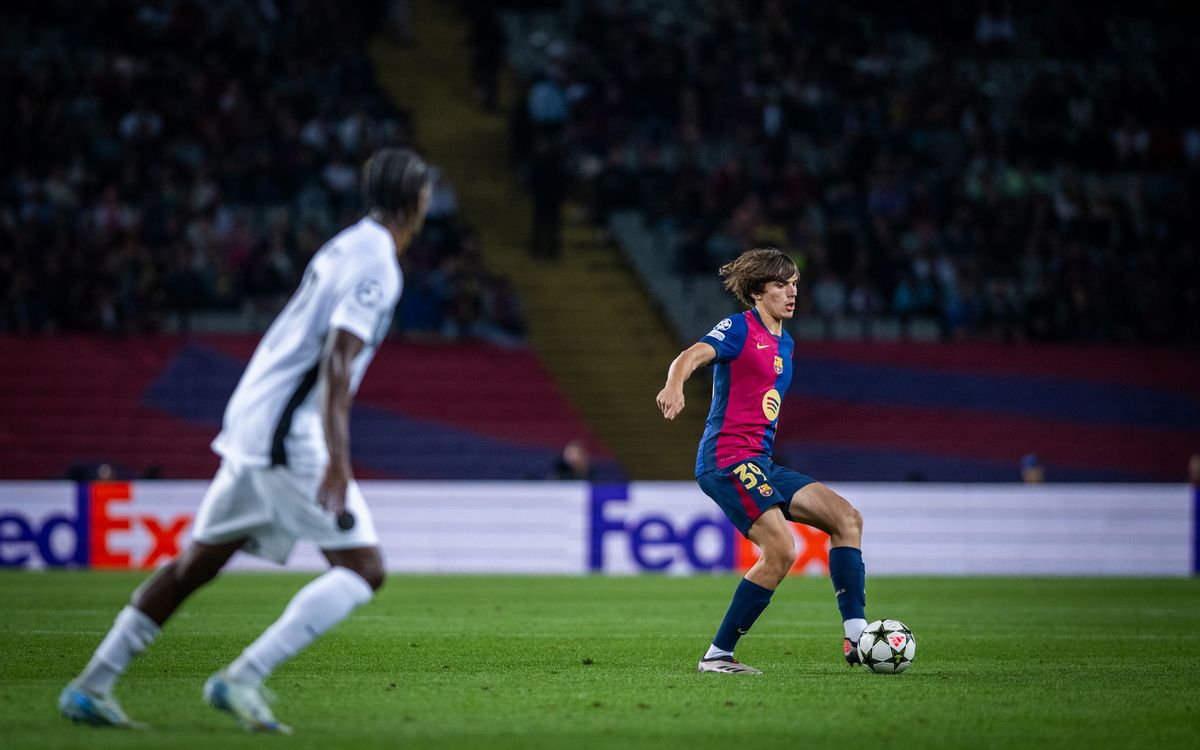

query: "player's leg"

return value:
[205, 547, 381, 733]
[206, 477, 381, 733]
[133, 539, 248, 623]
[224, 546, 382, 687]
[786, 482, 868, 664]
[697, 461, 797, 674]
[60, 539, 244, 727]
[699, 506, 796, 673]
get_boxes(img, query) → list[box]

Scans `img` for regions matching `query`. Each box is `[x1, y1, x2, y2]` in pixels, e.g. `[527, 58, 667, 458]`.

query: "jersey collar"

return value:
[749, 308, 782, 339]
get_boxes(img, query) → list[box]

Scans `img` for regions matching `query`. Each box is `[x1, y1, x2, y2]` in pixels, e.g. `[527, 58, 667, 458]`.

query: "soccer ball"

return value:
[856, 619, 916, 673]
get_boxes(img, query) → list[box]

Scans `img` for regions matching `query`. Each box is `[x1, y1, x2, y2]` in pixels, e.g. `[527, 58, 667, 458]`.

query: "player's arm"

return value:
[317, 327, 366, 516]
[656, 342, 716, 420]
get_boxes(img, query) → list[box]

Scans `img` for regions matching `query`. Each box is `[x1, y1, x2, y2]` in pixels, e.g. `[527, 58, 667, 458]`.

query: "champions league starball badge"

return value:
[355, 279, 383, 307]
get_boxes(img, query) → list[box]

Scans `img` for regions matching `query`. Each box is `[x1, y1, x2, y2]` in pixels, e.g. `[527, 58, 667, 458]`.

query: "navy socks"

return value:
[828, 546, 867, 623]
[711, 548, 865, 654]
[712, 578, 774, 652]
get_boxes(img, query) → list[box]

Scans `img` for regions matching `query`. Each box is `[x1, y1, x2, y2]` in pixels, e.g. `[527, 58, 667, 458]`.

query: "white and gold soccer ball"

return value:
[857, 619, 916, 673]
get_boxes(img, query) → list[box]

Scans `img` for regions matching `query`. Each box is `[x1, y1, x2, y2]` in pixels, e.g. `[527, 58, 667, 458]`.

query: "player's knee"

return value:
[762, 542, 797, 576]
[348, 557, 385, 591]
[839, 505, 863, 539]
[363, 565, 385, 592]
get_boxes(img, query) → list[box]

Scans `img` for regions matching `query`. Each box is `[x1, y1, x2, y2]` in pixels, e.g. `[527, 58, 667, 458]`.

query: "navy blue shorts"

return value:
[697, 456, 816, 538]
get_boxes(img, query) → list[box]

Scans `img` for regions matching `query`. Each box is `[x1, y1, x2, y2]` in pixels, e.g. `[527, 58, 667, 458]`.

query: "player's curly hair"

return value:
[718, 247, 799, 306]
[361, 147, 429, 226]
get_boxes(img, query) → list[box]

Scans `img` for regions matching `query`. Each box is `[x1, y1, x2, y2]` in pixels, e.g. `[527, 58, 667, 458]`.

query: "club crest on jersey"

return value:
[355, 279, 383, 307]
[758, 483, 774, 497]
[773, 355, 783, 374]
[762, 388, 781, 420]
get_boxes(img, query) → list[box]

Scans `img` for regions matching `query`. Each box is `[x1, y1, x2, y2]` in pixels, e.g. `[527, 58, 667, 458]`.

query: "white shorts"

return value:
[192, 459, 379, 564]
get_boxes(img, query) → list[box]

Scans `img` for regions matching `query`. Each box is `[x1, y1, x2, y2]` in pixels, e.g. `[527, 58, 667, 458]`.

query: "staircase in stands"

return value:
[368, 0, 708, 479]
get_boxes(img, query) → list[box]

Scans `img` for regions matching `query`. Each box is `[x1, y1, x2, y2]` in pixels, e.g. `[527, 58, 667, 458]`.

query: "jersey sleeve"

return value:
[330, 262, 400, 345]
[699, 314, 747, 363]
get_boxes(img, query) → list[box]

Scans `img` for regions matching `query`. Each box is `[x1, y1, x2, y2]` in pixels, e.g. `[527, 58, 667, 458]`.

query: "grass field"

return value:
[2, 572, 1198, 749]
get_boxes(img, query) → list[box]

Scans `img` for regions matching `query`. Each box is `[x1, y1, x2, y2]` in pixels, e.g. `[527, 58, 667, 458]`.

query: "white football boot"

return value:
[203, 671, 293, 734]
[58, 681, 144, 728]
[696, 655, 762, 674]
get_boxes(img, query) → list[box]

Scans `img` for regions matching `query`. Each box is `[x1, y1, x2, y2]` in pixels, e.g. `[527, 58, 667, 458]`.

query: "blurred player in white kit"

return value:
[59, 147, 431, 734]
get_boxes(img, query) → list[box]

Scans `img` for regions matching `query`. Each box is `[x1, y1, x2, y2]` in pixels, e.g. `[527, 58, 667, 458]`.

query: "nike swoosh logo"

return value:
[756, 343, 770, 349]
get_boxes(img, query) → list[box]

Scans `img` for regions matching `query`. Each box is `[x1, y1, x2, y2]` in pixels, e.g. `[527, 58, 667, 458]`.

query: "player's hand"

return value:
[318, 459, 353, 517]
[656, 386, 685, 420]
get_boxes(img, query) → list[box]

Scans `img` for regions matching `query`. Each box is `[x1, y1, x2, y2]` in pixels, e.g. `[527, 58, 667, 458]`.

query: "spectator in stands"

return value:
[527, 63, 569, 139]
[1021, 453, 1045, 484]
[550, 439, 593, 481]
[527, 137, 567, 259]
[467, 4, 506, 113]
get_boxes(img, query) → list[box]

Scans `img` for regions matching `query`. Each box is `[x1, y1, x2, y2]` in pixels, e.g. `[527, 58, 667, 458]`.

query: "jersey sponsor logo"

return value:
[762, 389, 781, 420]
[706, 329, 726, 341]
[758, 483, 774, 497]
[773, 355, 784, 374]
[355, 279, 384, 308]
[755, 342, 770, 349]
[716, 318, 733, 331]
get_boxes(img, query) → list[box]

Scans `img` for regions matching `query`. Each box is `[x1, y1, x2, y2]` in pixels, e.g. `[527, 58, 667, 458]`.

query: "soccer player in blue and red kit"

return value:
[656, 247, 869, 673]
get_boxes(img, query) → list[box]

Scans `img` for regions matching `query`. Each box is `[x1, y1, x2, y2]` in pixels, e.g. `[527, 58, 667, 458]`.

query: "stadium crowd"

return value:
[513, 0, 1200, 342]
[1, 0, 525, 343]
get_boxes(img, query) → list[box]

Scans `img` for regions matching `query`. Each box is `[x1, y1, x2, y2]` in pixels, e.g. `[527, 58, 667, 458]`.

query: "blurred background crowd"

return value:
[4, 0, 1199, 345]
[1, 0, 525, 342]
[1, 0, 1195, 484]
[510, 0, 1200, 342]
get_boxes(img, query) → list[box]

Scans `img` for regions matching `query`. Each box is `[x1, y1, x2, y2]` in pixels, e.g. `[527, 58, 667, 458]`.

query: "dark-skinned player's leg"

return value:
[133, 539, 248, 624]
[219, 546, 383, 688]
[321, 546, 386, 591]
[60, 540, 245, 726]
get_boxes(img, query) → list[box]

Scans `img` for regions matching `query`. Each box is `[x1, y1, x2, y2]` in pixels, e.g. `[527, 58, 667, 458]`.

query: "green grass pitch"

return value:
[2, 572, 1198, 749]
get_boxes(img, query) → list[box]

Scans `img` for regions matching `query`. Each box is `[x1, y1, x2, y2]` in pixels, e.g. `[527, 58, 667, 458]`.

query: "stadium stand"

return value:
[0, 0, 524, 342]
[506, 0, 1200, 344]
[2, 0, 1196, 482]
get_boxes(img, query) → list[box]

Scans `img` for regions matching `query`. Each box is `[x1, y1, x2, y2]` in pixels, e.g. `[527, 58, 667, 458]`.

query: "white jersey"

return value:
[212, 217, 402, 473]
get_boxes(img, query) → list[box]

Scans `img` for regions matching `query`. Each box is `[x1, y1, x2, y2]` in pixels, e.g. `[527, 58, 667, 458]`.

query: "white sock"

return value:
[78, 606, 161, 695]
[226, 566, 373, 685]
[844, 618, 868, 641]
[704, 644, 734, 659]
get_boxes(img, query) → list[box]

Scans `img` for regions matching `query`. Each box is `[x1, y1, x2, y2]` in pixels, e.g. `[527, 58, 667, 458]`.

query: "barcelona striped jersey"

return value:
[695, 309, 794, 476]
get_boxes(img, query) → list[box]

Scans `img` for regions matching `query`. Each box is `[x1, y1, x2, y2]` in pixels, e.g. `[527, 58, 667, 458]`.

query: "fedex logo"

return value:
[588, 484, 830, 574]
[0, 482, 190, 569]
[590, 484, 735, 572]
